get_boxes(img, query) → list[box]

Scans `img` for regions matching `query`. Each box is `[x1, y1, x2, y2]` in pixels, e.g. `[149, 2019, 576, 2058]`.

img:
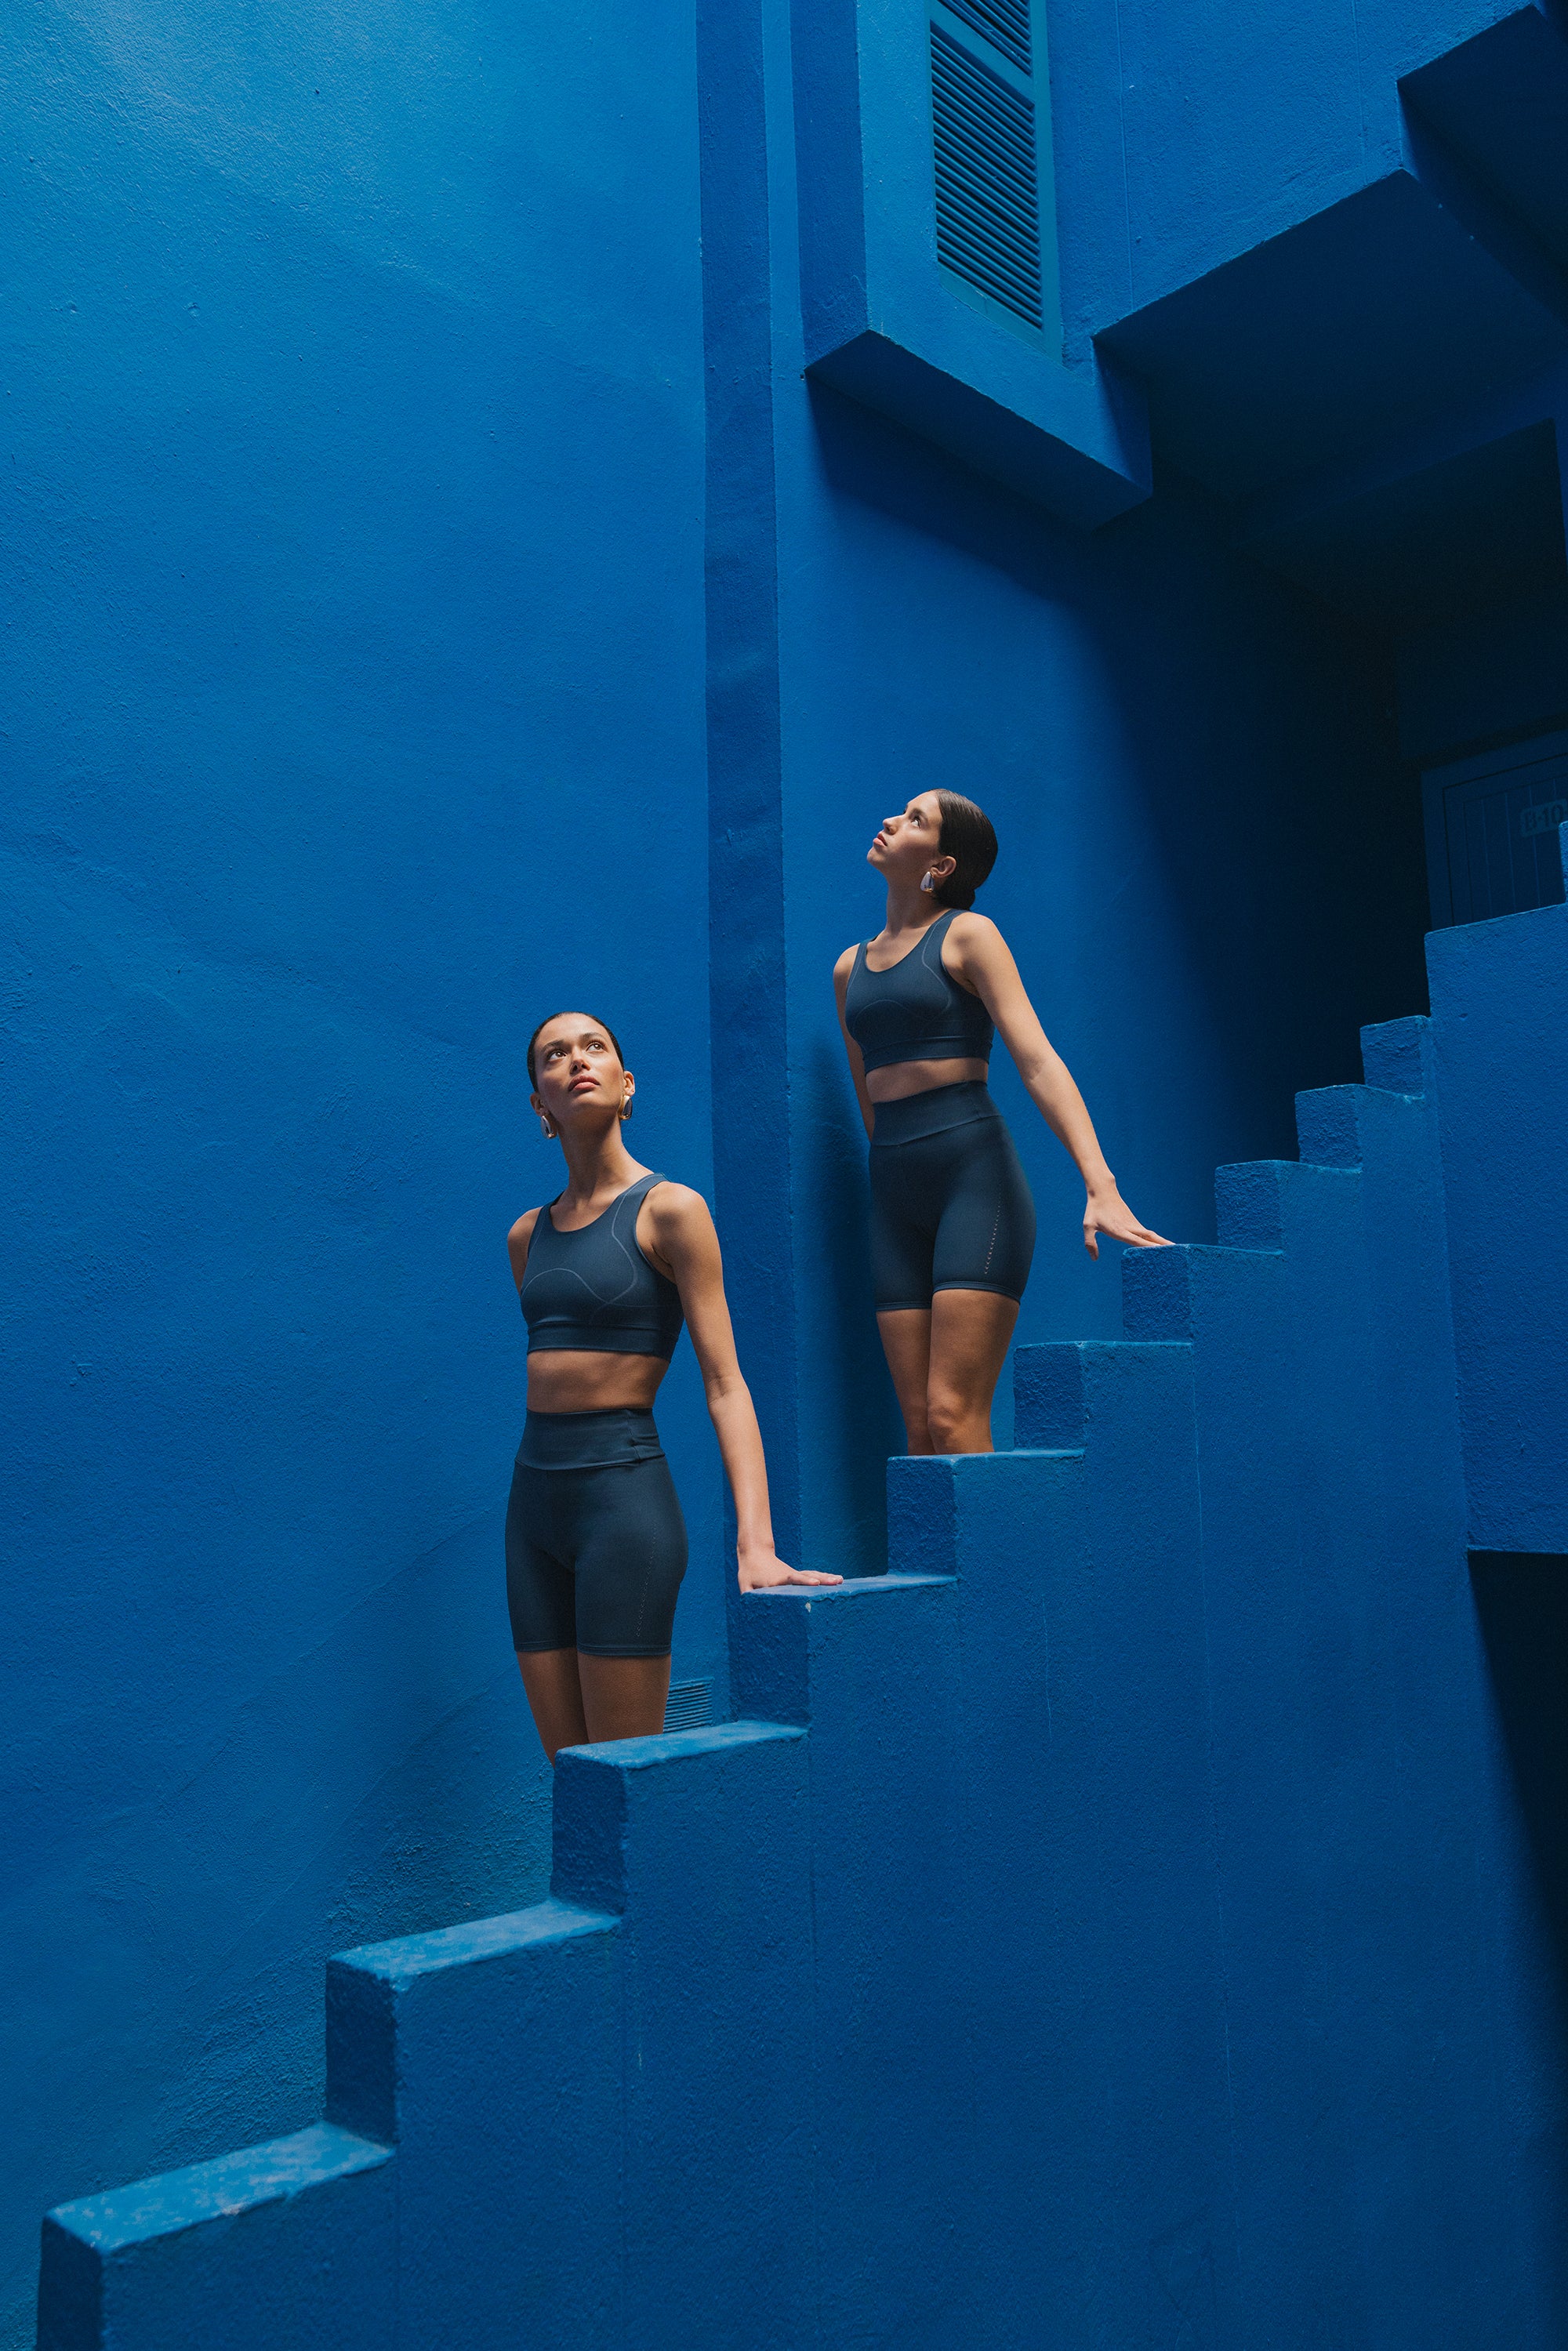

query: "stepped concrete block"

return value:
[38, 2124, 393, 2351]
[1428, 828, 1568, 1551]
[1013, 1328, 1191, 1448]
[1013, 1338, 1238, 2332]
[1212, 1159, 1363, 1257]
[1122, 1235, 1282, 1340]
[1296, 1083, 1365, 1166]
[887, 1439, 1238, 2346]
[734, 1573, 964, 2349]
[34, 829, 1567, 2351]
[1360, 1012, 1432, 1095]
[551, 1722, 813, 2351]
[731, 1570, 952, 1723]
[1214, 1157, 1294, 1246]
[1121, 1218, 1359, 2334]
[1297, 1079, 1427, 1173]
[326, 1900, 620, 2351]
[887, 1449, 1081, 2343]
[1131, 1116, 1529, 2348]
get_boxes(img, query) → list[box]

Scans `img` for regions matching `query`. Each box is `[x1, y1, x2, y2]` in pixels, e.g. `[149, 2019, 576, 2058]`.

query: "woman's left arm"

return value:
[646, 1186, 843, 1590]
[949, 916, 1171, 1258]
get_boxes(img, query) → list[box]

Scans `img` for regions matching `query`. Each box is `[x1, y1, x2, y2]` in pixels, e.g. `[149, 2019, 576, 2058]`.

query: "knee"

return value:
[924, 1394, 968, 1453]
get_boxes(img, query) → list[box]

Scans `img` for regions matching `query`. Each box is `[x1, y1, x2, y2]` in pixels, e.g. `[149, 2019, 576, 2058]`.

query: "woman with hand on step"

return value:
[506, 1011, 839, 1762]
[835, 792, 1170, 1459]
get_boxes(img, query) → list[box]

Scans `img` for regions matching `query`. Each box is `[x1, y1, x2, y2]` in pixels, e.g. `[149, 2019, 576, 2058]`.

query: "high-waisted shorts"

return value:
[505, 1407, 688, 1659]
[869, 1079, 1036, 1311]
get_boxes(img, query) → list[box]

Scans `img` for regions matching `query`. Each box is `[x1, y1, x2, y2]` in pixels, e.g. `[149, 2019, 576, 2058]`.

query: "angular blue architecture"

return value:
[7, 0, 1568, 2343]
[35, 850, 1568, 2344]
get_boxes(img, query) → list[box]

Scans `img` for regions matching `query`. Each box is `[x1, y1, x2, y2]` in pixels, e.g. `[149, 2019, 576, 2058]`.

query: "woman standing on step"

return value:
[835, 792, 1169, 1456]
[507, 1012, 838, 1762]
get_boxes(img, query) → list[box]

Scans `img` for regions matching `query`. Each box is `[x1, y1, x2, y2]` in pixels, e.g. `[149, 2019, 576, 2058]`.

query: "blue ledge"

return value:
[741, 1572, 956, 1603]
[336, 1896, 615, 1986]
[46, 2121, 390, 2253]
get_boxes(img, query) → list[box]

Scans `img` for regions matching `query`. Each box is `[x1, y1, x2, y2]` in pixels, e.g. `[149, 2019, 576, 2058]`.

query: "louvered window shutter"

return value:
[790, 0, 1151, 527]
[930, 1, 1042, 335]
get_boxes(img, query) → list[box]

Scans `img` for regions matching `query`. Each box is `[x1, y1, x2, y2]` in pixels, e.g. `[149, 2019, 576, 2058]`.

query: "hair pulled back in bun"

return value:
[931, 793, 998, 911]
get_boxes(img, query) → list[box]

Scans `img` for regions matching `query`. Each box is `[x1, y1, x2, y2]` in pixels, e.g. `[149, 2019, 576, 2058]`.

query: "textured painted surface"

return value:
[1050, 0, 1534, 337]
[709, 0, 1432, 1576]
[790, 0, 1151, 521]
[38, 2126, 394, 2351]
[1, 0, 713, 2338]
[40, 941, 1568, 2343]
[16, 0, 1568, 2340]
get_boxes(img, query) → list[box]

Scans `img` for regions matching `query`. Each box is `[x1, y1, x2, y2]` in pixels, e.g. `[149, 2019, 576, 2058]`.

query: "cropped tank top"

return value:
[842, 910, 994, 1076]
[519, 1172, 685, 1359]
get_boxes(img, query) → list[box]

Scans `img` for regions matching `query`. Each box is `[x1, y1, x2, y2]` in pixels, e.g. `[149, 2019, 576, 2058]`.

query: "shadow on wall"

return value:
[1470, 1551, 1568, 2043]
[796, 1031, 905, 1571]
[1469, 1547, 1568, 2314]
[805, 380, 1428, 1169]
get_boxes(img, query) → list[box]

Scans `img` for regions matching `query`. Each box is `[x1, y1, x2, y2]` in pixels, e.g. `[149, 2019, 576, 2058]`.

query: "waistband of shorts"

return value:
[517, 1407, 664, 1471]
[869, 1079, 1004, 1147]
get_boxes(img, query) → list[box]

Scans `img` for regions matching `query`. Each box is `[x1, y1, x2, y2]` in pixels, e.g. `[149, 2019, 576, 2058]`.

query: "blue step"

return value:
[38, 2124, 394, 2351]
[735, 1573, 964, 2348]
[550, 1722, 815, 2350]
[36, 844, 1568, 2351]
[326, 1899, 619, 2351]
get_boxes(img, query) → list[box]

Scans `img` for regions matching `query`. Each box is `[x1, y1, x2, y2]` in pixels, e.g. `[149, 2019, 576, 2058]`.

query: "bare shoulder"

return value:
[946, 909, 1003, 949]
[507, 1205, 542, 1290]
[943, 910, 1018, 1003]
[833, 941, 861, 990]
[644, 1179, 713, 1239]
[641, 1179, 718, 1279]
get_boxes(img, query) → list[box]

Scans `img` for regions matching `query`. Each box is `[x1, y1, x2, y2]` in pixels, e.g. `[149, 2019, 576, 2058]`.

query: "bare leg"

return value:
[877, 1308, 935, 1452]
[925, 1290, 1019, 1454]
[517, 1647, 590, 1765]
[577, 1653, 673, 1744]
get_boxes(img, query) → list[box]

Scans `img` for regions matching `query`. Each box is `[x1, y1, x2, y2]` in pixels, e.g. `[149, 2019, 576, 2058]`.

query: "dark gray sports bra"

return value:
[843, 910, 994, 1076]
[519, 1172, 685, 1359]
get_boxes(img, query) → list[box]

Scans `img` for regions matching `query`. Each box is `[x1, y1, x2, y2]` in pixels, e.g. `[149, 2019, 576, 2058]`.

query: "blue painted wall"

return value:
[13, 0, 1568, 2333]
[775, 431, 1425, 1567]
[699, 0, 1429, 1574]
[1048, 0, 1532, 339]
[35, 933, 1568, 2346]
[0, 2, 717, 2339]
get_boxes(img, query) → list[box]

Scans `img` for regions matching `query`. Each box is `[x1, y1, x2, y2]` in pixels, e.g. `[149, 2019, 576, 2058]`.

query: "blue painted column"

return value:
[699, 0, 802, 1583]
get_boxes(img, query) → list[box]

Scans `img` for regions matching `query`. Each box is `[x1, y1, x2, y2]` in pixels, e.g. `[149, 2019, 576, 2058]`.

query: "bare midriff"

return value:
[864, 1055, 989, 1105]
[526, 1350, 668, 1414]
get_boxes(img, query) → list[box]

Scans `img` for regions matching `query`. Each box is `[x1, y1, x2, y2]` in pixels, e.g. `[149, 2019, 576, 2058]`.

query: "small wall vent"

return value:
[930, 24, 1043, 330]
[662, 1679, 713, 1732]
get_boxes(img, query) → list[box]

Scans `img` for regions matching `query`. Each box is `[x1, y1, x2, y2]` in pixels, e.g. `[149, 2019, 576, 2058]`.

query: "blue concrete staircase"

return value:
[38, 848, 1568, 2349]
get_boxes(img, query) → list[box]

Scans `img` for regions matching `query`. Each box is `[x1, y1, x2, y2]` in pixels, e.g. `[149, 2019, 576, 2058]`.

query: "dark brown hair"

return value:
[932, 792, 998, 911]
[526, 1010, 626, 1087]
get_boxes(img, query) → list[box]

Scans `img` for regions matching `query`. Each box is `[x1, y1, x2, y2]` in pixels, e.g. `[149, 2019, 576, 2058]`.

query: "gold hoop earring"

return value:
[619, 1096, 634, 1123]
[539, 1116, 556, 1141]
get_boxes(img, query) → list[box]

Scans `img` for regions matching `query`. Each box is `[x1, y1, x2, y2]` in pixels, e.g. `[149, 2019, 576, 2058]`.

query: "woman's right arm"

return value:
[506, 1207, 539, 1296]
[833, 945, 876, 1139]
[950, 918, 1169, 1257]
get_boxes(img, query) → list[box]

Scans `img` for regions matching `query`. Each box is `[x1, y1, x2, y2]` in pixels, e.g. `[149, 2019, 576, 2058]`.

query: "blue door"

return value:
[1423, 729, 1568, 927]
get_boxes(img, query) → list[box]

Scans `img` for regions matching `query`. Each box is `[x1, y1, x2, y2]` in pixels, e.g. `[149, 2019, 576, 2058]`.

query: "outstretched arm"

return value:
[646, 1187, 843, 1590]
[949, 917, 1171, 1258]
